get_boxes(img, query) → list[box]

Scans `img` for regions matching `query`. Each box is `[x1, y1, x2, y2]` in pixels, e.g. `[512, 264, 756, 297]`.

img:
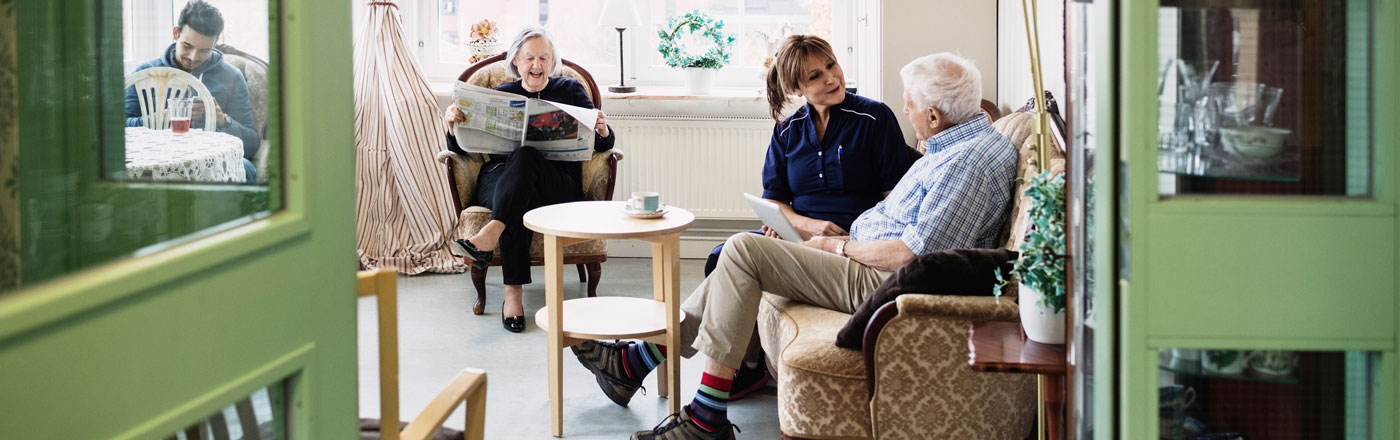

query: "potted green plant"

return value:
[657, 10, 735, 94]
[999, 171, 1067, 343]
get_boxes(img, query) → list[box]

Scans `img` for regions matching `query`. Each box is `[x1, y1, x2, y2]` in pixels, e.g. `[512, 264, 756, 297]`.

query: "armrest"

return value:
[401, 368, 488, 440]
[440, 150, 486, 212]
[861, 294, 1020, 396]
[580, 149, 622, 201]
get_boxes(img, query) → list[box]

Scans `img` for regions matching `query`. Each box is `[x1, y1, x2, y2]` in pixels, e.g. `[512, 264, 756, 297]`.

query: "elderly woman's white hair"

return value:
[504, 25, 562, 79]
[900, 53, 982, 125]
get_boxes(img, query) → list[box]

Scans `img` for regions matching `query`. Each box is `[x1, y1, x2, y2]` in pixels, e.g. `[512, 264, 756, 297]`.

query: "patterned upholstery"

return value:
[755, 106, 1063, 439]
[220, 48, 270, 184]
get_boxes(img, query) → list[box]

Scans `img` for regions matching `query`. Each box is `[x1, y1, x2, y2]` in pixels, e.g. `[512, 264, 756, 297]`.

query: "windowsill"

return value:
[601, 85, 766, 102]
[429, 81, 776, 118]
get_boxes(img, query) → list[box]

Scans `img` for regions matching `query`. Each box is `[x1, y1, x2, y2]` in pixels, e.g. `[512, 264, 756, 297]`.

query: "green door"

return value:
[1116, 0, 1397, 438]
[0, 0, 357, 437]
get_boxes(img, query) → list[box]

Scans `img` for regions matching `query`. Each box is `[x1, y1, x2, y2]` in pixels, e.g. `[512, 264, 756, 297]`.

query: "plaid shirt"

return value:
[849, 116, 1017, 254]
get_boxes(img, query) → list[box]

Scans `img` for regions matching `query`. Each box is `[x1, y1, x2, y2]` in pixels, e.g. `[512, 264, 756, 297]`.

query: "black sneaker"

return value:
[630, 407, 740, 440]
[728, 352, 772, 401]
[571, 340, 644, 406]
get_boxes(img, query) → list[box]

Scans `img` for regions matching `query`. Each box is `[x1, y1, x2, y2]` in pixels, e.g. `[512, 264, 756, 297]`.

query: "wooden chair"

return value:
[125, 66, 217, 131]
[437, 52, 622, 315]
[358, 269, 488, 440]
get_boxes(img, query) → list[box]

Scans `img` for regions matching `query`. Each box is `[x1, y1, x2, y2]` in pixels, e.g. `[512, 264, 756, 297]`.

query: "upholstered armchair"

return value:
[756, 104, 1065, 439]
[436, 53, 622, 315]
[215, 44, 270, 183]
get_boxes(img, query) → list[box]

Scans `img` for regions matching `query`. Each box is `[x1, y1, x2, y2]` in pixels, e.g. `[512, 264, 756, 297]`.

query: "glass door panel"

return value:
[1154, 0, 1371, 197]
[1156, 348, 1377, 439]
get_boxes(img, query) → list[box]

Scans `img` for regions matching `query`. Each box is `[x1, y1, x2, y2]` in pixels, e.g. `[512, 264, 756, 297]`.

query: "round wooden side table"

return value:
[524, 201, 694, 437]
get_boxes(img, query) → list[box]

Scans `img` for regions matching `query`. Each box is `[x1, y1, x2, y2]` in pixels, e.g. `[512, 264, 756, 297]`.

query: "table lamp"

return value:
[598, 0, 642, 93]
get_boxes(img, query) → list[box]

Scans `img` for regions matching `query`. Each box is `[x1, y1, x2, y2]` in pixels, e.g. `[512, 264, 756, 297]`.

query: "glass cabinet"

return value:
[1066, 0, 1396, 439]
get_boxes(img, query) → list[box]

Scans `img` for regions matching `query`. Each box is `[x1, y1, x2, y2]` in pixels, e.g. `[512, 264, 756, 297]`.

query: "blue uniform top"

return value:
[761, 92, 918, 231]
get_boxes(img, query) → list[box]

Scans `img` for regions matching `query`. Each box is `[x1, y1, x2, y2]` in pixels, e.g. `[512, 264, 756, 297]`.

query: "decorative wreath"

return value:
[656, 10, 736, 70]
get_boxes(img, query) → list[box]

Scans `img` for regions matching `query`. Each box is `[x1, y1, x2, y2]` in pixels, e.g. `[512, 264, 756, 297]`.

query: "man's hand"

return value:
[802, 235, 845, 254]
[595, 110, 610, 137]
[192, 101, 229, 128]
[761, 225, 782, 239]
[796, 218, 847, 241]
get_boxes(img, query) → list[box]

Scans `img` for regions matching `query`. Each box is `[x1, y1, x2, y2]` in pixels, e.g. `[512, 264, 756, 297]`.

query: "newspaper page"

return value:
[452, 82, 599, 161]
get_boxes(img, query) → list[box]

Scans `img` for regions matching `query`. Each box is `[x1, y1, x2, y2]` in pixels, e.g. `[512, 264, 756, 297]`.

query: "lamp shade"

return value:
[598, 0, 642, 27]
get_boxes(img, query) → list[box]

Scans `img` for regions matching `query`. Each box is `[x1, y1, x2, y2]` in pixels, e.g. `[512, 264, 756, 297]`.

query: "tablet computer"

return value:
[744, 193, 803, 243]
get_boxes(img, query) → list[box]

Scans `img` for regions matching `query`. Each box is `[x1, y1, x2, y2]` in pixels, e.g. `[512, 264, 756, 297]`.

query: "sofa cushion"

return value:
[835, 248, 1018, 349]
[759, 294, 873, 439]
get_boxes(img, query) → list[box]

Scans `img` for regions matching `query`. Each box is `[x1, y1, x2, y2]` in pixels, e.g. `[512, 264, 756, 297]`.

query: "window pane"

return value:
[436, 0, 615, 67]
[2, 0, 280, 293]
[166, 382, 288, 440]
[1155, 0, 1371, 197]
[645, 0, 833, 69]
[1157, 349, 1377, 439]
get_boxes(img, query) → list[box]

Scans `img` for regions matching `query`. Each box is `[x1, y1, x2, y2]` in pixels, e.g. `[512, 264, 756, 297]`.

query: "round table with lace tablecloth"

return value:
[124, 127, 247, 182]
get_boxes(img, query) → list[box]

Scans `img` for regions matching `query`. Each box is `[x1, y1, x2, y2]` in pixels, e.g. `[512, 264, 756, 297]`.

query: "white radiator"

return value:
[609, 115, 773, 220]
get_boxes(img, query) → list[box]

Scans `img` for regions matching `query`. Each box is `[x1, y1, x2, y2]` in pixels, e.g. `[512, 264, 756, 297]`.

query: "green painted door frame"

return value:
[0, 0, 357, 437]
[1115, 0, 1398, 439]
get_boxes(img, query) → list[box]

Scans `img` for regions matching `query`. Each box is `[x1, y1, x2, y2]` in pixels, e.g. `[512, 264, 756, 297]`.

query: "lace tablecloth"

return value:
[125, 127, 246, 183]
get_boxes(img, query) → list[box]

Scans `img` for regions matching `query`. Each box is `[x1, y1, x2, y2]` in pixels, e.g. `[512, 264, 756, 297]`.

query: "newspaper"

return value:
[452, 81, 600, 161]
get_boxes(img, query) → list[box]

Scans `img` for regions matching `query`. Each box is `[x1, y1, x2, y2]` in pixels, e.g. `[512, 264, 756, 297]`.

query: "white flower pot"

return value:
[683, 68, 715, 95]
[1018, 283, 1065, 344]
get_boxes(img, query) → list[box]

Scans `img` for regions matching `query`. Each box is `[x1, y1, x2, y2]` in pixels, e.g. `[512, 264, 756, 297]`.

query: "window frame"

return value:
[405, 0, 867, 90]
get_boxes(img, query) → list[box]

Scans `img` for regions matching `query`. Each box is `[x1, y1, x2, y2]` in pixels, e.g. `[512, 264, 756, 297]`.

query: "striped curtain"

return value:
[353, 2, 465, 274]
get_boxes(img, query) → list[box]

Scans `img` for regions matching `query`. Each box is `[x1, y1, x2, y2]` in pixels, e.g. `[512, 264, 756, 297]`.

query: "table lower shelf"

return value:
[534, 296, 687, 341]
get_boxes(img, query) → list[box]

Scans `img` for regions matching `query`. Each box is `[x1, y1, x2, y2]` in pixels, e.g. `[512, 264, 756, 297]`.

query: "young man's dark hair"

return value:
[177, 0, 224, 37]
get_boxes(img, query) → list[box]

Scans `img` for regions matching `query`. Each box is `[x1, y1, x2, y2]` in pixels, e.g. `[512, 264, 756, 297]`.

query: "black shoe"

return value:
[450, 238, 493, 270]
[501, 300, 525, 333]
[728, 353, 772, 401]
[571, 340, 644, 406]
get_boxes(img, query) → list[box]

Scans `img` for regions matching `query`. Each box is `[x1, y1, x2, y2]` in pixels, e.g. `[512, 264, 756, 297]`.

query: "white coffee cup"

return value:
[628, 191, 660, 213]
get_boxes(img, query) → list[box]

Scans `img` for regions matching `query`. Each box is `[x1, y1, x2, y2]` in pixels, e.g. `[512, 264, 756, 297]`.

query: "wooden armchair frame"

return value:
[359, 269, 487, 440]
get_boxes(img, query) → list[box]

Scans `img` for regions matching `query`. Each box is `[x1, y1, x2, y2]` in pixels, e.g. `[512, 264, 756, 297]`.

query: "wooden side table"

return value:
[968, 321, 1067, 440]
[524, 201, 695, 437]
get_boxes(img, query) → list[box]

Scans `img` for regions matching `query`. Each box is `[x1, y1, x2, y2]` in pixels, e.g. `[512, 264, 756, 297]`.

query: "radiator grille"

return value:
[610, 115, 773, 220]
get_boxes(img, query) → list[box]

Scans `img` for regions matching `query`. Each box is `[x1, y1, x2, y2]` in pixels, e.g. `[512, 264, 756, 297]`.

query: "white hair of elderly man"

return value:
[900, 53, 983, 125]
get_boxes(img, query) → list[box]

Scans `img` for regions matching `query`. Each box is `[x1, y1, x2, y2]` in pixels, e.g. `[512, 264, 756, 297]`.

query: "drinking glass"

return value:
[168, 98, 193, 134]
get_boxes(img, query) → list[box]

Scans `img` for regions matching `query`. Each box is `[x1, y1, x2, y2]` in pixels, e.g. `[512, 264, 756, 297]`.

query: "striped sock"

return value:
[687, 372, 732, 432]
[621, 342, 667, 381]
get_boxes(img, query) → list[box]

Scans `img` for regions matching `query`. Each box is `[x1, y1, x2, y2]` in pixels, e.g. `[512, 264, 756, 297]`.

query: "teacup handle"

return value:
[627, 195, 642, 210]
[1182, 388, 1196, 408]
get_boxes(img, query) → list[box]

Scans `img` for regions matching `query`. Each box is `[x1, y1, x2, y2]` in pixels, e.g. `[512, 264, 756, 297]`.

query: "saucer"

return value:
[623, 205, 669, 219]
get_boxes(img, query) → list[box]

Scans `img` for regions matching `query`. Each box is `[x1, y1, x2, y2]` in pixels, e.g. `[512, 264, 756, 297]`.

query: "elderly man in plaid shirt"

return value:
[573, 52, 1019, 440]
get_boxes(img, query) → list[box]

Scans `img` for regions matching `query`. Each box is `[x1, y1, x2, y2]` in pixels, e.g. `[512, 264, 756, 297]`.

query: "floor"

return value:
[357, 257, 781, 439]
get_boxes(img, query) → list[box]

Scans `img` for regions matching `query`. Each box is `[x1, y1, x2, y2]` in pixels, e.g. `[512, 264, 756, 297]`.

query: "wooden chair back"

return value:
[358, 269, 488, 440]
[457, 52, 603, 110]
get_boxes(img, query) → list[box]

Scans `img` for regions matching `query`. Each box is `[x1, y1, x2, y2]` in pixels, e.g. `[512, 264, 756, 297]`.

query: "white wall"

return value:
[879, 0, 999, 146]
[996, 0, 1064, 114]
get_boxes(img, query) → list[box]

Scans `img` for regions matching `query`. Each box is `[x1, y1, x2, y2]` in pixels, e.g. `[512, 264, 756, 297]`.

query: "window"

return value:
[410, 0, 858, 89]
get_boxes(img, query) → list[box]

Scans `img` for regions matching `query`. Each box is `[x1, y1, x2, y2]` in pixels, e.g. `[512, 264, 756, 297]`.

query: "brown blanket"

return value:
[835, 248, 1018, 349]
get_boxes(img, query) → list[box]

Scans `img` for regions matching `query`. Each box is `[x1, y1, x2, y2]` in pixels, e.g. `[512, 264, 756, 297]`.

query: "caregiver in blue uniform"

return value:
[702, 35, 918, 401]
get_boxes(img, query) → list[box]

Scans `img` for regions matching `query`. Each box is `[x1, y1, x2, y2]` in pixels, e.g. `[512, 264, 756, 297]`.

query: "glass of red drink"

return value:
[168, 98, 193, 134]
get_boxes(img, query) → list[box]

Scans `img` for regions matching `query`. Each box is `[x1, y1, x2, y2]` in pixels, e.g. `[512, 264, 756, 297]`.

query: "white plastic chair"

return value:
[125, 66, 218, 131]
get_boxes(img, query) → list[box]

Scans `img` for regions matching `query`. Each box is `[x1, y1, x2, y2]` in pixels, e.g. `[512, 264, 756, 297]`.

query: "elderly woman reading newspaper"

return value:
[443, 26, 615, 333]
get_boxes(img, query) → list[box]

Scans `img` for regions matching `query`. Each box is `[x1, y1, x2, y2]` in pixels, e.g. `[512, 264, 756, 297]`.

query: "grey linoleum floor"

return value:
[358, 257, 781, 439]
